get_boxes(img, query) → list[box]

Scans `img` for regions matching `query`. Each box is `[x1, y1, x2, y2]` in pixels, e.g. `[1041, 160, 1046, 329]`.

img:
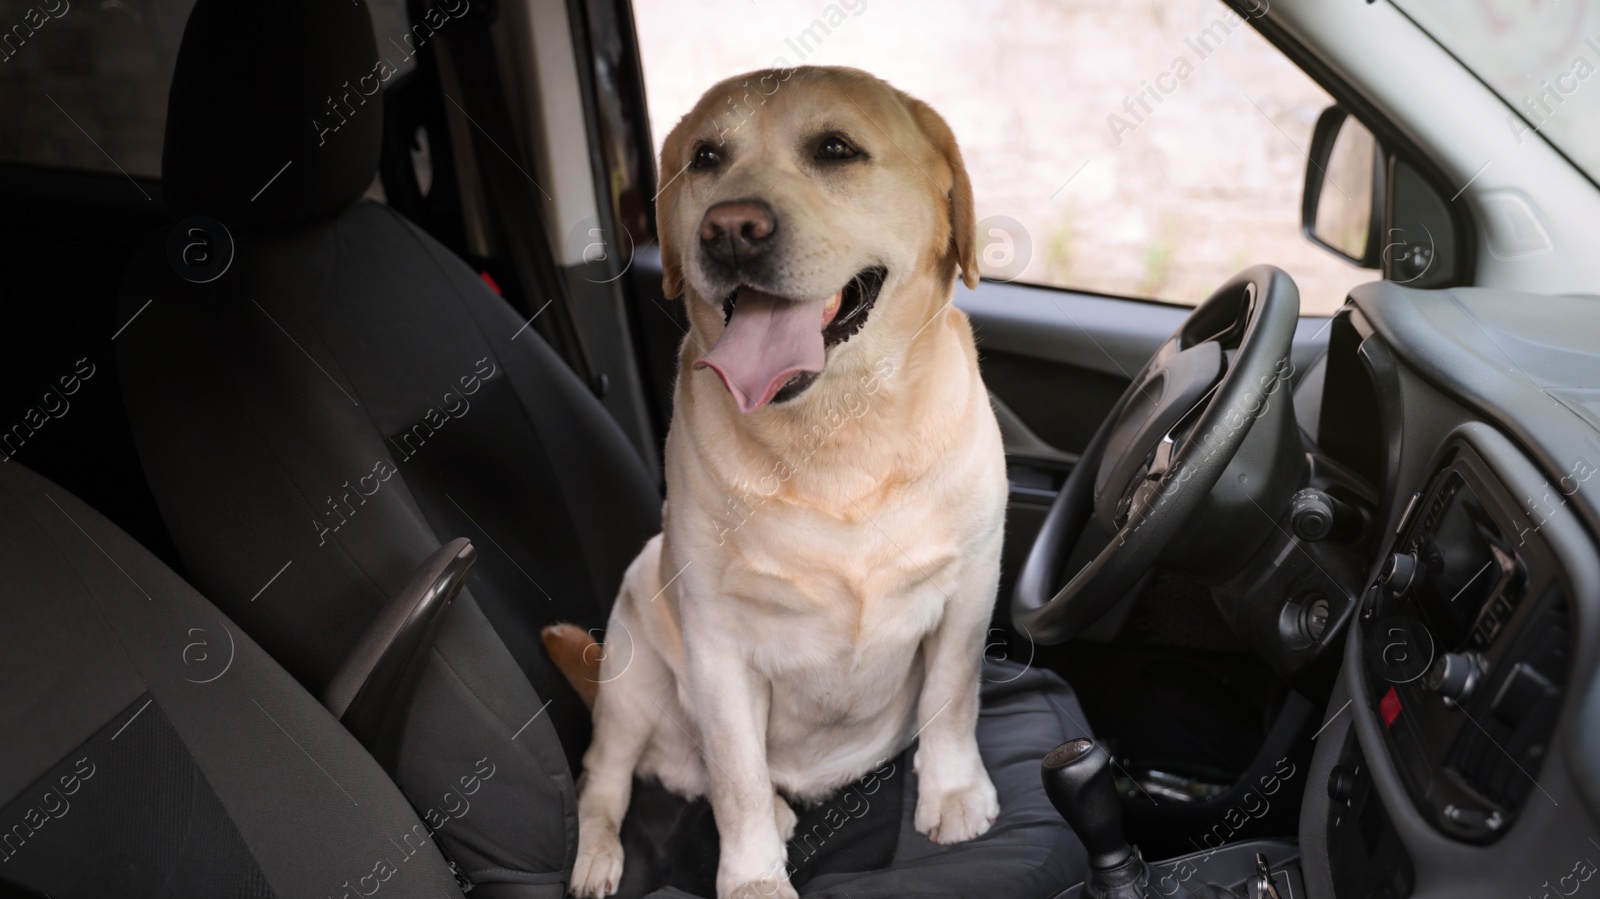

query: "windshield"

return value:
[1392, 0, 1600, 185]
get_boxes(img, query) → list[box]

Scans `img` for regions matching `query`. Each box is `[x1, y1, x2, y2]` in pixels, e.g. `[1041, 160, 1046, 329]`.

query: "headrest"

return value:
[162, 0, 382, 234]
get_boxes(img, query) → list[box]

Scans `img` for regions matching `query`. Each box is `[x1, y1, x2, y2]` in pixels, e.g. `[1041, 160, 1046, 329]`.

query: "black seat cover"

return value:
[125, 0, 661, 756]
[118, 199, 659, 757]
[119, 0, 657, 893]
[117, 1, 1095, 894]
[0, 461, 465, 899]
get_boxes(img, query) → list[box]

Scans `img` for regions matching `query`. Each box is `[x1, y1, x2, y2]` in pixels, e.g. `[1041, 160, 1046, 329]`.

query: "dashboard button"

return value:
[1290, 489, 1336, 541]
[1380, 552, 1419, 595]
[1427, 652, 1483, 703]
[1444, 804, 1503, 834]
[1379, 686, 1403, 728]
[1327, 765, 1356, 802]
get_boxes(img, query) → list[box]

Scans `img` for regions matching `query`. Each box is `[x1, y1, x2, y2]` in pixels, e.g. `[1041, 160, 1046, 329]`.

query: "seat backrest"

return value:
[116, 0, 660, 769]
[0, 461, 466, 899]
[114, 1, 661, 891]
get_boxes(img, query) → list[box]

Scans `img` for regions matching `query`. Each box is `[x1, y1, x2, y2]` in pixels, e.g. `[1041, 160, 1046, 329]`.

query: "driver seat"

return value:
[115, 1, 1092, 895]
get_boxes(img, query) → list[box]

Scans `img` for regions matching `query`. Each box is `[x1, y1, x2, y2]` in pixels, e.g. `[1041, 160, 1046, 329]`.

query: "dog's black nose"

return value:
[699, 200, 777, 268]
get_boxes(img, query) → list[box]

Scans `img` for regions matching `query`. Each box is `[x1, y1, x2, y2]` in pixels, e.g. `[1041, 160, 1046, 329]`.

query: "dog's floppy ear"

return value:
[657, 118, 689, 300]
[907, 99, 979, 290]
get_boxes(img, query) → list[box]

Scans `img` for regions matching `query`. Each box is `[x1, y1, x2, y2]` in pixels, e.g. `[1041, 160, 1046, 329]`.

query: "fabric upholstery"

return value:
[1, 695, 273, 898]
[118, 200, 661, 763]
[117, 200, 657, 893]
[0, 462, 463, 899]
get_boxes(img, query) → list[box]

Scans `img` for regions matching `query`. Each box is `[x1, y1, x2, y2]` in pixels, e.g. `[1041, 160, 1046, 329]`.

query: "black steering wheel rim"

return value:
[1011, 265, 1301, 645]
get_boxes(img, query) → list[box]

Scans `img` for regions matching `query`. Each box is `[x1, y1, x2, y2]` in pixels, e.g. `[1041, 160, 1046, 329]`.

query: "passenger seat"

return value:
[0, 461, 465, 899]
[116, 0, 651, 891]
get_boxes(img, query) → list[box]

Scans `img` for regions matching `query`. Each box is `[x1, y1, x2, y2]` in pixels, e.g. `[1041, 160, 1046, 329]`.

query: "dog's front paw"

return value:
[915, 772, 999, 844]
[718, 853, 797, 899]
[570, 832, 625, 898]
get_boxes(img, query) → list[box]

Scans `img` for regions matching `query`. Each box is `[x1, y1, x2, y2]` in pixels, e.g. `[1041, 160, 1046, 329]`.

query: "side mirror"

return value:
[1302, 107, 1383, 268]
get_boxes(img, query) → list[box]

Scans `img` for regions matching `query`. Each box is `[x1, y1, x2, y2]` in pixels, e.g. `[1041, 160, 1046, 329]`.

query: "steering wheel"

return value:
[1012, 265, 1301, 644]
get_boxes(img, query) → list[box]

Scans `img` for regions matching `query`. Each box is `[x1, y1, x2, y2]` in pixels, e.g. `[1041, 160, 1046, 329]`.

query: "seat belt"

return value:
[430, 0, 604, 396]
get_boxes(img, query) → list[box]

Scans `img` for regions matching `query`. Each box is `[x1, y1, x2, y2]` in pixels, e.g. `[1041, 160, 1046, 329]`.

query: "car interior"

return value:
[2, 0, 1599, 897]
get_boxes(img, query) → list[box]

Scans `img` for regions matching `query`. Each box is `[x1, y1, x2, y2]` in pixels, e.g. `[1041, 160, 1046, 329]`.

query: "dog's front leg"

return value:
[684, 628, 796, 899]
[571, 599, 657, 898]
[912, 531, 1002, 844]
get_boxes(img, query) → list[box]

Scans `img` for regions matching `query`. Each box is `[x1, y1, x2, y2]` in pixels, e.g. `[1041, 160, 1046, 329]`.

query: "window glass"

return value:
[632, 0, 1376, 315]
[1393, 0, 1600, 188]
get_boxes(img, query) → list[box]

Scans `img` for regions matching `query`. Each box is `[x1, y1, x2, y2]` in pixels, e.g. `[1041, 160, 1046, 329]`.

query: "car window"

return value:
[632, 0, 1376, 315]
[0, 0, 414, 181]
[1392, 0, 1600, 189]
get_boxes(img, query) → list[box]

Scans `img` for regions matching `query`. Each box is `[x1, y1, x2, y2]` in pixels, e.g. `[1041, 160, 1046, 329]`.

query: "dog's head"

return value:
[657, 66, 978, 414]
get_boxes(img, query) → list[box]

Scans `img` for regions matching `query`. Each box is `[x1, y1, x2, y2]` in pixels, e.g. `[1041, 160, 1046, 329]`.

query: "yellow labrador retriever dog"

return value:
[548, 65, 1005, 899]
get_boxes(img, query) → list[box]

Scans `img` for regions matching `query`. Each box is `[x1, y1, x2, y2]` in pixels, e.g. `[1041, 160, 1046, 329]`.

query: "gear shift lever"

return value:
[1042, 738, 1135, 870]
[1042, 739, 1245, 899]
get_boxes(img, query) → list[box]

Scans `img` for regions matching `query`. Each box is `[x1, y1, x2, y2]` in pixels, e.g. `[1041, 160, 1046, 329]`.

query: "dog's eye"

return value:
[816, 136, 859, 161]
[690, 144, 722, 170]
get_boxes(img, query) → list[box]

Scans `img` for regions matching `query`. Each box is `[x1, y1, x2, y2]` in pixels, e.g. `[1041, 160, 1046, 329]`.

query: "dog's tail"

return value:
[541, 623, 601, 708]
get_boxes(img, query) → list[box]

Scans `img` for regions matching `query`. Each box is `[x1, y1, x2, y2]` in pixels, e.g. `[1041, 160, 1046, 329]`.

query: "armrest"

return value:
[322, 537, 476, 771]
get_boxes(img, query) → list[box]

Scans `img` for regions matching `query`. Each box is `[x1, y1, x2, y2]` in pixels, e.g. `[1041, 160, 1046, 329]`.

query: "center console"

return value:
[1359, 441, 1571, 843]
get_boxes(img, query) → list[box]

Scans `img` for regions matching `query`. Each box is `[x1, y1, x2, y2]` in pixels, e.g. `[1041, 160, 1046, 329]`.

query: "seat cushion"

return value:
[618, 660, 1091, 899]
[0, 462, 464, 898]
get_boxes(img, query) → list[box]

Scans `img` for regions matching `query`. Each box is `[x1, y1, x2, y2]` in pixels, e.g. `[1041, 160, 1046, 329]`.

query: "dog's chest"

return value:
[714, 492, 967, 675]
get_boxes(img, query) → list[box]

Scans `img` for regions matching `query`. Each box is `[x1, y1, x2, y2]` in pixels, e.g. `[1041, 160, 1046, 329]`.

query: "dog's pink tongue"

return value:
[694, 287, 830, 413]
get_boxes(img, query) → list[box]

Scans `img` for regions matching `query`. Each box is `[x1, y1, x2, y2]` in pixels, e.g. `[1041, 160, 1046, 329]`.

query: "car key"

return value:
[1251, 852, 1283, 899]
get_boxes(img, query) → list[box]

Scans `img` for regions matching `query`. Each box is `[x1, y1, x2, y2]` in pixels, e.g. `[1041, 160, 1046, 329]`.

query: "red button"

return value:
[1380, 686, 1402, 728]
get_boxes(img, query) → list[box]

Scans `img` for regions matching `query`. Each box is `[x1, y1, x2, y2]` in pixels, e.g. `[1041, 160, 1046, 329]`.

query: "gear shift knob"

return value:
[1042, 740, 1243, 898]
[1041, 738, 1134, 870]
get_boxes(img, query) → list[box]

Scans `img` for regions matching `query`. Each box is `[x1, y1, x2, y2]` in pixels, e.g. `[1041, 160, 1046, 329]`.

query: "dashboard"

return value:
[1291, 283, 1600, 899]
